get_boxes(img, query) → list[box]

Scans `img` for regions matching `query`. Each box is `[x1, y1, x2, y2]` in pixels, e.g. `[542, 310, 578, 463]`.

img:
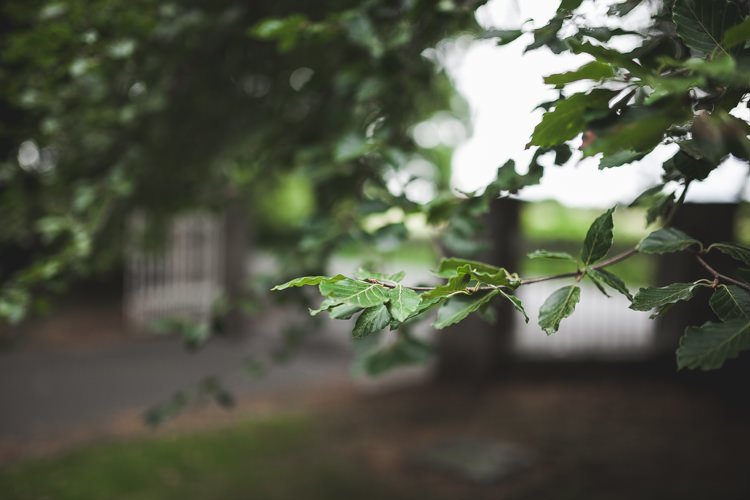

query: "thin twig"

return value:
[663, 180, 691, 227]
[695, 255, 750, 292]
[520, 270, 579, 286]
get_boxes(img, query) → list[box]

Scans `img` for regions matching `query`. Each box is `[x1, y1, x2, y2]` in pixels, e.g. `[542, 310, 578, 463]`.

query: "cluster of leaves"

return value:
[276, 0, 750, 371]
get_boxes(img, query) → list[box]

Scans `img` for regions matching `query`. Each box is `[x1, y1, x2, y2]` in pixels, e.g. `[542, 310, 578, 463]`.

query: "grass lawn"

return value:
[0, 414, 412, 500]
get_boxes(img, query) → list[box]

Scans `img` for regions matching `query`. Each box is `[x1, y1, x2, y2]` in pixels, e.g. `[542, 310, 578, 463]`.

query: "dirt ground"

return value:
[321, 374, 750, 500]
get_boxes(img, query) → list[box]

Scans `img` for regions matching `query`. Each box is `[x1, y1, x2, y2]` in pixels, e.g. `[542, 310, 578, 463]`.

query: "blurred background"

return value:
[1, 0, 750, 498]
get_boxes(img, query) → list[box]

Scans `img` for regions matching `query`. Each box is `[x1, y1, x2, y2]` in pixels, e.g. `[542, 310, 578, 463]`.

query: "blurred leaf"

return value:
[538, 285, 581, 335]
[608, 0, 643, 16]
[530, 90, 614, 147]
[360, 333, 433, 376]
[723, 17, 750, 49]
[485, 159, 543, 194]
[568, 39, 648, 77]
[544, 61, 615, 87]
[583, 105, 690, 157]
[599, 150, 645, 169]
[527, 249, 576, 262]
[709, 242, 750, 266]
[673, 0, 741, 55]
[482, 29, 524, 45]
[559, 0, 583, 12]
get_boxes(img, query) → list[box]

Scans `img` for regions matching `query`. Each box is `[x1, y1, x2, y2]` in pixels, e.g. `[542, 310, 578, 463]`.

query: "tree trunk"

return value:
[223, 199, 251, 336]
[436, 198, 522, 382]
[654, 202, 739, 355]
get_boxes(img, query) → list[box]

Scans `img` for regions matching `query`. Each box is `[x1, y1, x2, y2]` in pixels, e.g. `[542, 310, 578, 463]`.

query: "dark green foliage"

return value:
[272, 0, 750, 372]
[580, 208, 615, 266]
[637, 228, 702, 254]
[6, 0, 750, 372]
[631, 281, 711, 317]
[538, 285, 581, 335]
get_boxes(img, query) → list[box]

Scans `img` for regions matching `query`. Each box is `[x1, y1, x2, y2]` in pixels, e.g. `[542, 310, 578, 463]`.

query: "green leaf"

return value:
[353, 304, 391, 339]
[481, 29, 524, 46]
[485, 159, 543, 194]
[529, 90, 615, 147]
[497, 288, 529, 323]
[599, 150, 645, 169]
[526, 18, 565, 53]
[387, 285, 422, 323]
[710, 285, 750, 321]
[527, 249, 576, 262]
[544, 61, 615, 87]
[673, 0, 741, 55]
[433, 290, 500, 330]
[309, 297, 340, 316]
[354, 269, 405, 282]
[468, 268, 519, 288]
[421, 273, 470, 300]
[637, 227, 701, 254]
[435, 257, 500, 278]
[723, 17, 750, 49]
[272, 274, 343, 291]
[581, 208, 615, 266]
[567, 39, 648, 77]
[642, 75, 706, 105]
[587, 268, 633, 301]
[608, 0, 643, 16]
[630, 281, 708, 316]
[661, 55, 747, 85]
[665, 152, 715, 183]
[538, 285, 581, 335]
[582, 106, 690, 157]
[677, 319, 750, 370]
[558, 0, 583, 12]
[319, 278, 389, 308]
[329, 303, 363, 320]
[709, 242, 750, 266]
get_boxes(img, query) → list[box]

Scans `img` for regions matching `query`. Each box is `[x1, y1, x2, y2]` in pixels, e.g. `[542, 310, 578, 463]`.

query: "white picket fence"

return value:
[124, 213, 224, 331]
[512, 282, 656, 360]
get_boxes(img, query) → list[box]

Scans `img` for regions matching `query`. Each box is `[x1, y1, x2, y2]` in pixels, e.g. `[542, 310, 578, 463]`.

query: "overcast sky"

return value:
[449, 0, 750, 207]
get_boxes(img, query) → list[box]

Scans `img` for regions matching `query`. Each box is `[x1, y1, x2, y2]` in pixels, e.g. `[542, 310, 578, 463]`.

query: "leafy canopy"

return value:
[276, 0, 750, 373]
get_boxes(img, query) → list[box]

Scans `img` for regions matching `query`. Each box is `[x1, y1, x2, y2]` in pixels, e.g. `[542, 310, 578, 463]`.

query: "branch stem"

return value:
[695, 255, 750, 292]
[369, 247, 640, 293]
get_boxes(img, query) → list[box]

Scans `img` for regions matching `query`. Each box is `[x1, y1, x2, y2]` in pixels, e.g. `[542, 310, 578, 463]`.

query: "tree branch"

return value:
[695, 255, 750, 292]
[368, 247, 641, 293]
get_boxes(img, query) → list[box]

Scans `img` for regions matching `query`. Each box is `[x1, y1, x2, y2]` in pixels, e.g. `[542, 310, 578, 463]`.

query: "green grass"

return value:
[521, 201, 650, 245]
[0, 415, 407, 500]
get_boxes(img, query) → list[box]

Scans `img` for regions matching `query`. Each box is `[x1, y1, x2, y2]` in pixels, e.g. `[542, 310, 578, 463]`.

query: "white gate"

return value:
[512, 282, 657, 360]
[124, 213, 224, 332]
